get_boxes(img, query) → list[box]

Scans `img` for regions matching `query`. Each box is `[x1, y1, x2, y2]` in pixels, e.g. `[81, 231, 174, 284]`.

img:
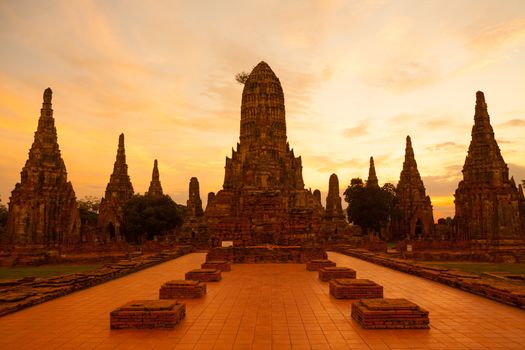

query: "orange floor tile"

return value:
[0, 252, 524, 349]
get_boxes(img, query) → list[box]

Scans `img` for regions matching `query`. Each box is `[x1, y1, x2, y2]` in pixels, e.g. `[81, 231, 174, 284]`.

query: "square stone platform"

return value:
[185, 268, 222, 282]
[159, 280, 206, 299]
[319, 266, 356, 281]
[329, 278, 383, 299]
[306, 259, 336, 271]
[201, 260, 231, 271]
[110, 300, 185, 329]
[351, 298, 429, 329]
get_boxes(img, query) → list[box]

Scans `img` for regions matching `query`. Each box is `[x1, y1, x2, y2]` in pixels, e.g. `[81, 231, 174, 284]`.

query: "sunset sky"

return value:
[1, 0, 525, 219]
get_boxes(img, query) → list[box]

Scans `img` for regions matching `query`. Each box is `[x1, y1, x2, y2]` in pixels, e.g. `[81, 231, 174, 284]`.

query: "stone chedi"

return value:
[454, 91, 523, 241]
[6, 88, 80, 246]
[391, 136, 434, 240]
[181, 177, 208, 245]
[320, 174, 351, 239]
[367, 157, 379, 188]
[98, 134, 134, 241]
[205, 62, 324, 245]
[147, 159, 163, 196]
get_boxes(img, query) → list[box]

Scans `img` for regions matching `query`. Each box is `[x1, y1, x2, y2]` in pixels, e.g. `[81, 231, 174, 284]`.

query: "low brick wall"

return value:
[319, 267, 356, 282]
[335, 248, 525, 309]
[185, 269, 222, 282]
[0, 246, 194, 317]
[159, 280, 206, 299]
[329, 279, 383, 299]
[306, 259, 336, 271]
[110, 300, 186, 329]
[351, 298, 429, 329]
[201, 261, 231, 271]
[206, 246, 327, 263]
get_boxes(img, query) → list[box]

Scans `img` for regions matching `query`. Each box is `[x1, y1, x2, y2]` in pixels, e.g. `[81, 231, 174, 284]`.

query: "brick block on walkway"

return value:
[159, 280, 206, 299]
[185, 269, 222, 282]
[110, 300, 186, 329]
[319, 266, 356, 281]
[306, 259, 336, 271]
[351, 298, 429, 329]
[201, 260, 231, 271]
[330, 279, 383, 299]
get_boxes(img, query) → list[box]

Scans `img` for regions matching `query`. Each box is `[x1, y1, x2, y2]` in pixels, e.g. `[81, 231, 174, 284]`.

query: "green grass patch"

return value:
[0, 264, 102, 280]
[421, 262, 525, 275]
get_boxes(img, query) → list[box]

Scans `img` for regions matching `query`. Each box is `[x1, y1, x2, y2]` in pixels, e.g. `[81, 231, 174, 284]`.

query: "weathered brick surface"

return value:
[185, 269, 221, 282]
[201, 260, 231, 271]
[0, 247, 193, 317]
[351, 298, 429, 329]
[159, 280, 206, 299]
[336, 248, 525, 309]
[306, 259, 336, 271]
[319, 266, 356, 281]
[206, 246, 327, 263]
[329, 279, 383, 299]
[110, 300, 185, 329]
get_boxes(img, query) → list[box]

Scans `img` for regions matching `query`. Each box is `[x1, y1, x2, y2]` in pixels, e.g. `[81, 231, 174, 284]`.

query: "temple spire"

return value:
[147, 159, 163, 196]
[367, 156, 379, 188]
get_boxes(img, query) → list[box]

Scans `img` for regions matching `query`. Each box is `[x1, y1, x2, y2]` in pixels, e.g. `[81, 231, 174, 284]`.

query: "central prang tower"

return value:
[205, 62, 324, 245]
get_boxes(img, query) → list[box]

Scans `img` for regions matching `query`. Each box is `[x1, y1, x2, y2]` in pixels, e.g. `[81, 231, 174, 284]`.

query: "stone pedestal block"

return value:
[319, 266, 356, 281]
[201, 260, 231, 271]
[329, 279, 383, 299]
[306, 259, 336, 271]
[185, 269, 222, 282]
[351, 298, 429, 329]
[110, 300, 185, 329]
[159, 280, 206, 299]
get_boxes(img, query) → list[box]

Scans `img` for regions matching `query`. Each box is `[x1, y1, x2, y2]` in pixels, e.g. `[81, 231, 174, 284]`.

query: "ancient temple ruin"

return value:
[147, 159, 163, 196]
[391, 136, 434, 241]
[97, 134, 134, 242]
[454, 91, 523, 241]
[320, 173, 351, 239]
[204, 61, 324, 245]
[6, 88, 80, 247]
[367, 157, 379, 188]
[181, 177, 208, 245]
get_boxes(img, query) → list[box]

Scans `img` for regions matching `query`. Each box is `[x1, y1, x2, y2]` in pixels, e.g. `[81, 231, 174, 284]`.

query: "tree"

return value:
[78, 196, 100, 226]
[122, 194, 184, 244]
[343, 178, 397, 236]
[235, 71, 249, 84]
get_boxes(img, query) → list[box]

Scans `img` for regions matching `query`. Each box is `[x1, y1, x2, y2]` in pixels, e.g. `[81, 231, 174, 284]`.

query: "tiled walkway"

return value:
[0, 252, 524, 350]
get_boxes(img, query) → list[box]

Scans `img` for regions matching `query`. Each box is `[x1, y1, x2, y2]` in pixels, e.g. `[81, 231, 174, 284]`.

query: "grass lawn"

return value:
[0, 264, 102, 280]
[421, 262, 525, 275]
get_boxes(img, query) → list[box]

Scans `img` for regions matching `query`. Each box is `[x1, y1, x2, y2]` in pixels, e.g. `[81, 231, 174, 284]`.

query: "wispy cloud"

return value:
[343, 122, 368, 138]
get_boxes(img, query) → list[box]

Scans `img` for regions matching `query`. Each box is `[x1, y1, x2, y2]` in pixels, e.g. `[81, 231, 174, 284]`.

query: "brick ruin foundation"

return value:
[351, 298, 429, 329]
[185, 269, 222, 282]
[201, 260, 231, 271]
[319, 266, 356, 281]
[205, 246, 327, 263]
[159, 280, 206, 299]
[329, 278, 383, 299]
[306, 259, 336, 271]
[110, 300, 186, 329]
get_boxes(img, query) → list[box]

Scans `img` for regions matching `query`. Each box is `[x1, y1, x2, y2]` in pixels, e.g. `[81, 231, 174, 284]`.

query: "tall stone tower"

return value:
[454, 91, 523, 241]
[391, 136, 434, 241]
[182, 177, 208, 245]
[147, 159, 163, 196]
[205, 61, 324, 245]
[321, 173, 351, 239]
[367, 156, 379, 188]
[98, 133, 134, 242]
[6, 88, 80, 247]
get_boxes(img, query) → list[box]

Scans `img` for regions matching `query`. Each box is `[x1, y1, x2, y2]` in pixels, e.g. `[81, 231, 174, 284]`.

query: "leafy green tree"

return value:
[343, 178, 397, 236]
[235, 71, 249, 84]
[0, 198, 8, 228]
[78, 196, 100, 226]
[122, 194, 185, 244]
